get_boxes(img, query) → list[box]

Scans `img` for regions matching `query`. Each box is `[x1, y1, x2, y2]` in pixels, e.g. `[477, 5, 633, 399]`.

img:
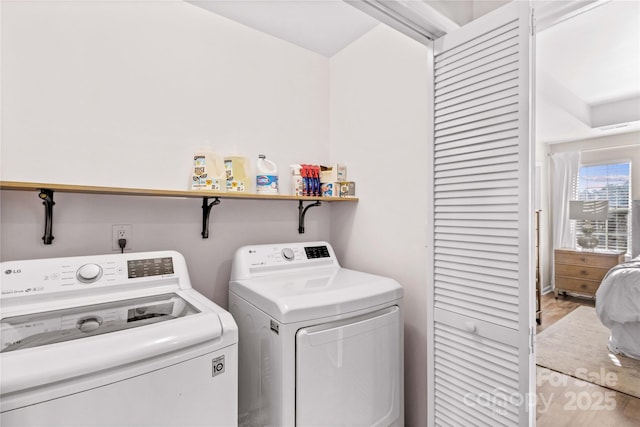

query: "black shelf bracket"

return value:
[298, 200, 321, 234]
[201, 197, 221, 239]
[38, 189, 55, 245]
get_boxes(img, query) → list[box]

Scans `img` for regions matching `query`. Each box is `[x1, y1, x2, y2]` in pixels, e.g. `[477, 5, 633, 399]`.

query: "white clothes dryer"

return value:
[229, 241, 404, 427]
[1, 251, 238, 427]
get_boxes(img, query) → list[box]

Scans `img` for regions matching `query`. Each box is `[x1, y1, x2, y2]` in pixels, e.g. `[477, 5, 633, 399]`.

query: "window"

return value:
[577, 162, 631, 253]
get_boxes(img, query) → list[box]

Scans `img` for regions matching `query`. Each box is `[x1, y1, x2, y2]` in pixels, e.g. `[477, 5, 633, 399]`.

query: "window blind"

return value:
[577, 162, 631, 252]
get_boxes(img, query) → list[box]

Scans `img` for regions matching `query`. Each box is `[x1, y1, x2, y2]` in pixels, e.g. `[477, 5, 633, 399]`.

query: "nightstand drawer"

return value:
[555, 277, 599, 295]
[555, 264, 609, 282]
[554, 250, 621, 268]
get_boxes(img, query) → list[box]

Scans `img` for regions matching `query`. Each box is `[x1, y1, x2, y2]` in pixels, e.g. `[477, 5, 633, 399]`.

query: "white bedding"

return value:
[595, 257, 640, 360]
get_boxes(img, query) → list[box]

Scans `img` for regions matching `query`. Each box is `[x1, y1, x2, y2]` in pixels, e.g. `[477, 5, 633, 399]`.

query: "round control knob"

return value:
[281, 248, 295, 261]
[76, 263, 103, 283]
[77, 316, 102, 333]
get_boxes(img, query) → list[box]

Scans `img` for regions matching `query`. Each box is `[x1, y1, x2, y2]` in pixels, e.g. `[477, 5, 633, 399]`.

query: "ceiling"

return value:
[188, 0, 379, 57]
[186, 1, 506, 55]
[188, 0, 640, 145]
[536, 0, 640, 144]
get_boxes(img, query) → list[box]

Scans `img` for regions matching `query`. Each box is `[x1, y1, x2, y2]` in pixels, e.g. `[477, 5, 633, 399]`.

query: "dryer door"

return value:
[296, 306, 401, 427]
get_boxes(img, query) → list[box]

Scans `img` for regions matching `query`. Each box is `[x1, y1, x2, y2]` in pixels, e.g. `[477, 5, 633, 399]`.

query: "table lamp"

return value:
[569, 200, 609, 250]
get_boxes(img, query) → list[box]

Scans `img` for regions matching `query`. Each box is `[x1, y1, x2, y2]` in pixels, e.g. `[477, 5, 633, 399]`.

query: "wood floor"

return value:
[536, 292, 640, 426]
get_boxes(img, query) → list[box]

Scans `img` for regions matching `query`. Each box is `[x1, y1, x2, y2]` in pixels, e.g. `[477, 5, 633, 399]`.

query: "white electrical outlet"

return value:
[112, 224, 133, 251]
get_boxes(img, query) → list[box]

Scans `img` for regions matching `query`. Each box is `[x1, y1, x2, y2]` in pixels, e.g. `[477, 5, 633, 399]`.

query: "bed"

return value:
[595, 256, 640, 360]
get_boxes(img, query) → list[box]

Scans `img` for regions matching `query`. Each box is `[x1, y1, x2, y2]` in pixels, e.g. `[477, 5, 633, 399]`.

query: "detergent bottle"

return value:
[191, 150, 225, 191]
[224, 154, 250, 192]
[290, 164, 303, 196]
[256, 154, 279, 194]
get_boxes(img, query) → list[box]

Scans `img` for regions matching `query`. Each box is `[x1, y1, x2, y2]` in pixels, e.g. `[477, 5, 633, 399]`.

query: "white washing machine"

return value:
[229, 241, 404, 427]
[0, 250, 238, 427]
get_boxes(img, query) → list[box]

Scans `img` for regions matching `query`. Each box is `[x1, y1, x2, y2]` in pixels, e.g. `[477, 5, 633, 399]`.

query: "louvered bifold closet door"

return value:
[429, 2, 533, 427]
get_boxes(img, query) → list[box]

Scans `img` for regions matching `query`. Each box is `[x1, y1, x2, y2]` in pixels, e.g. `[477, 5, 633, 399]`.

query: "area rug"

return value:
[536, 306, 640, 398]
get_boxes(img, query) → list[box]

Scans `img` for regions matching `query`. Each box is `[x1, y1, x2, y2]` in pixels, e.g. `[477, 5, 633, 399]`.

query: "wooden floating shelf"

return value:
[0, 181, 358, 244]
[0, 181, 358, 203]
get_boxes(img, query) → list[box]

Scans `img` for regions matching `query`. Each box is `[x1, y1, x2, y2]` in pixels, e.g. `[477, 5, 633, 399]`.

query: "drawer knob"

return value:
[580, 270, 588, 276]
[580, 257, 587, 262]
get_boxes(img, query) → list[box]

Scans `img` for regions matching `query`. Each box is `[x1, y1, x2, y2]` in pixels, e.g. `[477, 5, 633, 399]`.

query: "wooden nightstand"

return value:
[554, 248, 624, 298]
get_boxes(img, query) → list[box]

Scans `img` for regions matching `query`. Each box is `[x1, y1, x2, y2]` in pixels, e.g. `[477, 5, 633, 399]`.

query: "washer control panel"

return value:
[0, 251, 183, 300]
[231, 241, 339, 279]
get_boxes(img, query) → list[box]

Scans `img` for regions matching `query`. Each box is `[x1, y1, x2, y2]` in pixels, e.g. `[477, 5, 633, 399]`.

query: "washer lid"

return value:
[229, 267, 403, 323]
[0, 289, 230, 396]
[1, 292, 203, 352]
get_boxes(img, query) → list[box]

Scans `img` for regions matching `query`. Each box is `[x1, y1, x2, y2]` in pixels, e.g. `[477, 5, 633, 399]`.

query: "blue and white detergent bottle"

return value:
[256, 154, 279, 194]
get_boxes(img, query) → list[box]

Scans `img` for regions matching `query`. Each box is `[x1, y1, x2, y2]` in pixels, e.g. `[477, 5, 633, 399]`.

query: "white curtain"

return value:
[633, 200, 639, 258]
[550, 151, 581, 252]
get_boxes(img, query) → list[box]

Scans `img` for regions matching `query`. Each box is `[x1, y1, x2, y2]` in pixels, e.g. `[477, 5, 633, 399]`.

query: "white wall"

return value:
[0, 0, 332, 303]
[329, 25, 430, 427]
[1, 0, 329, 191]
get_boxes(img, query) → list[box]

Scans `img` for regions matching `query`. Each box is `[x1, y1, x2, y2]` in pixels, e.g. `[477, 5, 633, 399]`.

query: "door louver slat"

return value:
[436, 240, 517, 255]
[435, 288, 517, 314]
[435, 165, 518, 181]
[435, 203, 518, 213]
[435, 70, 519, 104]
[435, 89, 519, 118]
[435, 246, 519, 263]
[435, 80, 519, 111]
[435, 154, 519, 172]
[435, 226, 518, 239]
[434, 130, 519, 152]
[435, 255, 517, 275]
[435, 269, 519, 289]
[434, 267, 519, 289]
[434, 170, 519, 186]
[435, 35, 518, 75]
[436, 59, 519, 95]
[434, 196, 519, 207]
[435, 181, 518, 194]
[435, 112, 520, 137]
[435, 99, 518, 127]
[435, 232, 518, 246]
[435, 20, 519, 63]
[434, 273, 517, 296]
[436, 145, 518, 166]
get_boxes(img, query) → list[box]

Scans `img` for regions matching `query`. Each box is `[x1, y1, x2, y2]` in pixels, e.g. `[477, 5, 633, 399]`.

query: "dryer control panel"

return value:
[230, 241, 340, 279]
